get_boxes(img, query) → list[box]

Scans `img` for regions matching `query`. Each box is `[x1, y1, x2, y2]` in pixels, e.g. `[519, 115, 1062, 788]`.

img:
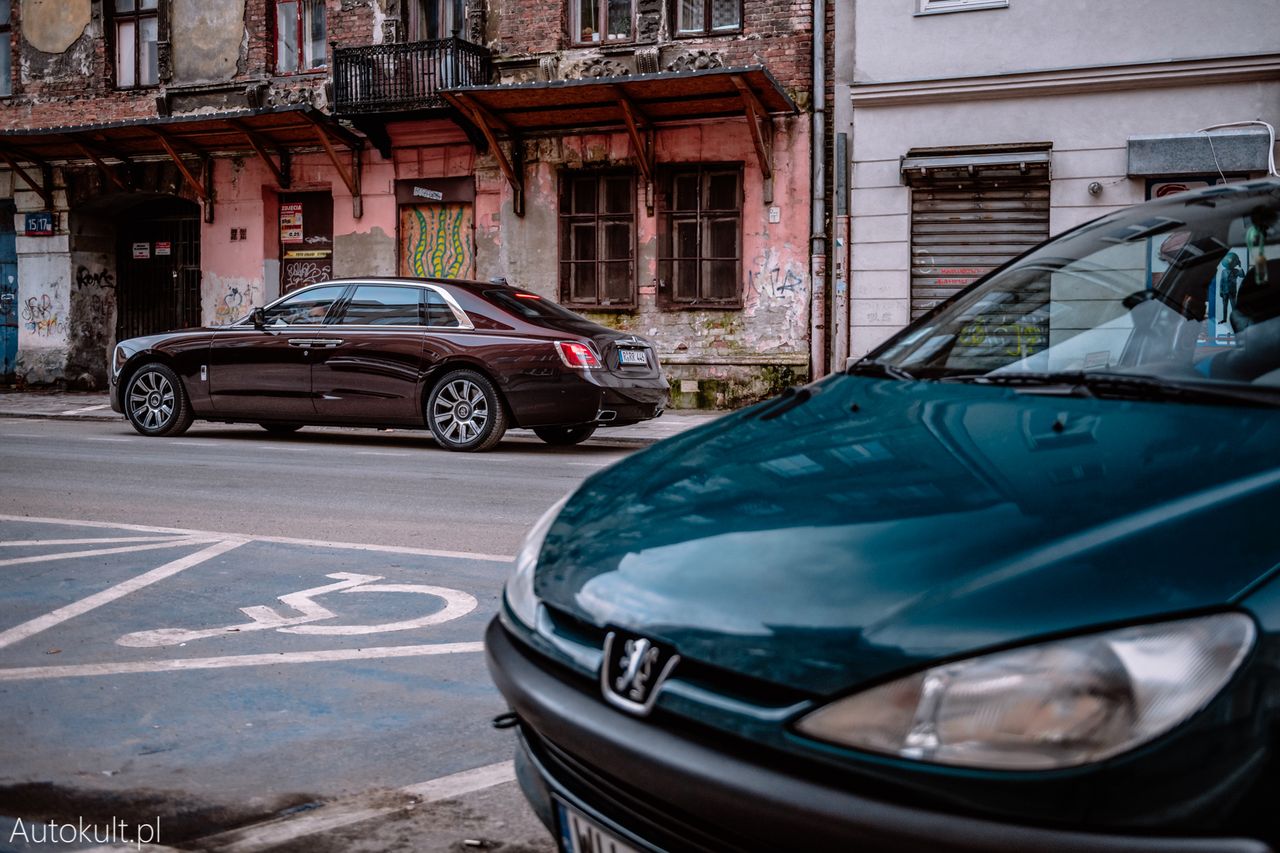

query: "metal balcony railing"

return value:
[332, 38, 491, 114]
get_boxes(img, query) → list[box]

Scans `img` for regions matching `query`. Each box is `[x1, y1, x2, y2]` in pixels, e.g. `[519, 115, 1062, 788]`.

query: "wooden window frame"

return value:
[558, 170, 638, 311]
[569, 0, 636, 46]
[671, 0, 743, 38]
[273, 0, 328, 75]
[111, 0, 160, 91]
[658, 164, 744, 310]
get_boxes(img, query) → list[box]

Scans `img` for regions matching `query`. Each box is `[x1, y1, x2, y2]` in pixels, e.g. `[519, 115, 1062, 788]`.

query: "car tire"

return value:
[533, 424, 597, 446]
[259, 423, 303, 435]
[427, 369, 508, 452]
[124, 363, 195, 437]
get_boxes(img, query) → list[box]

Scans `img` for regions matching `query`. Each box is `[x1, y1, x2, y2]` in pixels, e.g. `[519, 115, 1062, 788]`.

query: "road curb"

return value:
[0, 409, 671, 445]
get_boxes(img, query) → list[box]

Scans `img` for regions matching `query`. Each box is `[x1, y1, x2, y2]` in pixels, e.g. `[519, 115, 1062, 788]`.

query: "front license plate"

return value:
[557, 800, 645, 853]
[618, 348, 648, 366]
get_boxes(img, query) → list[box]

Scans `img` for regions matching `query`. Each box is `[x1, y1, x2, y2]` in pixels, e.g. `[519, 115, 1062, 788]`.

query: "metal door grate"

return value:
[116, 203, 201, 339]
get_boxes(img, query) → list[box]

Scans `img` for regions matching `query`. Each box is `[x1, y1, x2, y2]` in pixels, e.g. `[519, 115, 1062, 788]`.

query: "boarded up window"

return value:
[908, 158, 1050, 321]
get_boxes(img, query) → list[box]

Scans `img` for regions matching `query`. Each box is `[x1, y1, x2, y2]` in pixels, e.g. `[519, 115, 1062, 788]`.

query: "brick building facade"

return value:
[0, 0, 824, 410]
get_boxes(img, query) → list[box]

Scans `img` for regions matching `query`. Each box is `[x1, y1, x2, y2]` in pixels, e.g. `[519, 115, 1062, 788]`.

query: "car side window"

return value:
[262, 285, 348, 326]
[426, 290, 461, 328]
[338, 285, 424, 326]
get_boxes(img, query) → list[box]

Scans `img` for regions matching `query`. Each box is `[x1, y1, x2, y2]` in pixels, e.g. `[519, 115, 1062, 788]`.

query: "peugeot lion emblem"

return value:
[601, 631, 680, 716]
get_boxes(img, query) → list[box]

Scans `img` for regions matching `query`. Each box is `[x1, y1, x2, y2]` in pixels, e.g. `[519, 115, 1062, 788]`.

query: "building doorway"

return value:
[279, 192, 334, 294]
[116, 197, 201, 339]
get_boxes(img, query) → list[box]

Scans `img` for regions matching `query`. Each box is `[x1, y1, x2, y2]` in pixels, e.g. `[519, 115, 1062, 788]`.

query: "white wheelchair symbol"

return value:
[116, 572, 477, 648]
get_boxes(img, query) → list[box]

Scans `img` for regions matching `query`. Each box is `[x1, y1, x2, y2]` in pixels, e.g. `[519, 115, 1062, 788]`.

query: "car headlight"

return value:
[504, 493, 571, 629]
[795, 612, 1255, 770]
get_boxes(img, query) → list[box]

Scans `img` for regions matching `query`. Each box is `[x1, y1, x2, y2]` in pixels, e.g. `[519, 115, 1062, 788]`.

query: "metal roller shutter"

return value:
[906, 156, 1050, 320]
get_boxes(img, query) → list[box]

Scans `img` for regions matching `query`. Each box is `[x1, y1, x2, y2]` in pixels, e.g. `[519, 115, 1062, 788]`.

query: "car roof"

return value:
[302, 276, 507, 295]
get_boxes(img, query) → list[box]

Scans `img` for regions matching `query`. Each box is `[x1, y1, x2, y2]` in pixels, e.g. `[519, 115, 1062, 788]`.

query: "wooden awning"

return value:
[442, 65, 796, 213]
[0, 105, 366, 215]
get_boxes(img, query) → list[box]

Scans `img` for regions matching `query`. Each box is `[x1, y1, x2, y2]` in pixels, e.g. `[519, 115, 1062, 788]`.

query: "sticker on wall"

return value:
[155, 241, 172, 256]
[280, 202, 304, 244]
[132, 243, 151, 260]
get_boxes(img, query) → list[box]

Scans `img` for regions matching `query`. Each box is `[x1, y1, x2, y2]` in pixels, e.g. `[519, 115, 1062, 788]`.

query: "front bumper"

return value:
[486, 618, 1269, 853]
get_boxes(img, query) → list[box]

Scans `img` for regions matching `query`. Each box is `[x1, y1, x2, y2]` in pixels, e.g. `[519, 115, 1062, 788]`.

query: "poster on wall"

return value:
[280, 202, 304, 244]
[132, 242, 150, 260]
[155, 241, 171, 256]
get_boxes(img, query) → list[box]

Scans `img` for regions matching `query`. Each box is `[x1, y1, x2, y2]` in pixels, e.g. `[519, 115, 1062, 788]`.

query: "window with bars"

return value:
[559, 172, 637, 309]
[571, 0, 633, 44]
[275, 0, 327, 73]
[673, 0, 741, 35]
[113, 0, 159, 89]
[658, 166, 743, 307]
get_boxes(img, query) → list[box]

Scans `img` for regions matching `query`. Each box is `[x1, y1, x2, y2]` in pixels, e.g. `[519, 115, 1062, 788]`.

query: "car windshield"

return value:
[865, 180, 1280, 403]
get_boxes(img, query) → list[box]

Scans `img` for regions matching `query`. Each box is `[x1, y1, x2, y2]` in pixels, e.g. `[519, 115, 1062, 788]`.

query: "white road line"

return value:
[85, 437, 134, 442]
[0, 641, 485, 681]
[188, 761, 515, 853]
[0, 537, 215, 568]
[0, 538, 245, 651]
[0, 432, 42, 438]
[0, 536, 187, 548]
[354, 450, 410, 457]
[254, 444, 311, 452]
[0, 514, 516, 562]
[59, 404, 112, 415]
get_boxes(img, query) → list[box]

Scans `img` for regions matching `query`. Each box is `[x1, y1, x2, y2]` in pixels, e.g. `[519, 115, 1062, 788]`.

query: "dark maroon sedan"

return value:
[109, 278, 668, 452]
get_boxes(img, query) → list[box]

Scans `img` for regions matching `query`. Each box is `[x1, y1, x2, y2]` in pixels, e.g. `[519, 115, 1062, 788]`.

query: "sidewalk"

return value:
[0, 389, 725, 446]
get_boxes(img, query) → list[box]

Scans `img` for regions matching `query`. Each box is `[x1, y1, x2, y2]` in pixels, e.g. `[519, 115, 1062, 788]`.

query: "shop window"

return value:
[658, 166, 743, 308]
[113, 0, 159, 89]
[0, 0, 11, 96]
[405, 0, 467, 40]
[559, 172, 637, 309]
[673, 0, 741, 36]
[571, 0, 633, 44]
[275, 0, 327, 73]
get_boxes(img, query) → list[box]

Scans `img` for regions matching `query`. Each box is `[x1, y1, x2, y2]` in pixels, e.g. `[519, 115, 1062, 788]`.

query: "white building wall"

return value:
[840, 0, 1280, 358]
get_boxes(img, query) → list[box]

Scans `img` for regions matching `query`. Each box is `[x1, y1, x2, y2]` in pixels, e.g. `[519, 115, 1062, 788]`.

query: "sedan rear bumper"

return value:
[486, 618, 1269, 853]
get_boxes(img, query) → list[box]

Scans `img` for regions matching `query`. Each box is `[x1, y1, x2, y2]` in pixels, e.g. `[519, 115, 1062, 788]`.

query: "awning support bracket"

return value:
[614, 87, 655, 215]
[0, 149, 53, 209]
[147, 128, 209, 202]
[448, 93, 524, 217]
[69, 139, 132, 193]
[230, 119, 291, 189]
[732, 75, 774, 205]
[308, 121, 363, 219]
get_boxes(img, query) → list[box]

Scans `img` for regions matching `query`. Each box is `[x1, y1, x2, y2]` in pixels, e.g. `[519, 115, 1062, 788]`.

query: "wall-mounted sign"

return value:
[23, 212, 54, 236]
[155, 241, 172, 256]
[394, 177, 476, 206]
[280, 202, 304, 244]
[283, 250, 331, 260]
[132, 242, 151, 260]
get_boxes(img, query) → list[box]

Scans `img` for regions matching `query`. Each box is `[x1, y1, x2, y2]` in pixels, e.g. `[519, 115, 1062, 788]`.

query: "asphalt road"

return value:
[0, 418, 638, 853]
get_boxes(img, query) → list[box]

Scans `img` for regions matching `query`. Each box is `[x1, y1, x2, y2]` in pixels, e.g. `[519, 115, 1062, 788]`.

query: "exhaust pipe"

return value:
[596, 410, 618, 422]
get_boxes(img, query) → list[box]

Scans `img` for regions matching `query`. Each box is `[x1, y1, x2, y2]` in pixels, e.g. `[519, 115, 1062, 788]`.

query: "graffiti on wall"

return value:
[75, 265, 115, 291]
[400, 204, 474, 278]
[283, 261, 333, 293]
[746, 248, 805, 302]
[214, 281, 261, 326]
[73, 265, 117, 341]
[21, 294, 64, 337]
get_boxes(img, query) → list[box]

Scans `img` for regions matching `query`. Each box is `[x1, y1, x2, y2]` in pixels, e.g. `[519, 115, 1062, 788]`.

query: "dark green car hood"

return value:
[535, 375, 1280, 695]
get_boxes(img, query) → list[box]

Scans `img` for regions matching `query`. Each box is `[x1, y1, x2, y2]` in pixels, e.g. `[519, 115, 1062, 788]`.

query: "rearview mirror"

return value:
[251, 307, 266, 330]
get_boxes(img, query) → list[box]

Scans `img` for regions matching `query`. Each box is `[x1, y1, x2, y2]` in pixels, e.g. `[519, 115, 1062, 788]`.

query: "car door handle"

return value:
[287, 338, 345, 348]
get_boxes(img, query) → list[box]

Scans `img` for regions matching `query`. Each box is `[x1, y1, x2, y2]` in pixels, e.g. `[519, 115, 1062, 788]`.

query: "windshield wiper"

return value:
[942, 371, 1280, 408]
[847, 360, 916, 381]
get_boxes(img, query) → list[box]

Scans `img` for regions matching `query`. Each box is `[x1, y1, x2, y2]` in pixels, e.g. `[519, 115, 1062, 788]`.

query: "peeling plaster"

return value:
[22, 0, 90, 55]
[204, 273, 263, 327]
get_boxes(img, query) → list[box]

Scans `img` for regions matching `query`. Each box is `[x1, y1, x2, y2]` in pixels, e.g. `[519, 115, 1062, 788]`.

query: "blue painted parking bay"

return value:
[0, 517, 514, 804]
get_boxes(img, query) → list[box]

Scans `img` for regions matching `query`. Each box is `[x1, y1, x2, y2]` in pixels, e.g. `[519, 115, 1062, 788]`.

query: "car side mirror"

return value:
[251, 307, 266, 330]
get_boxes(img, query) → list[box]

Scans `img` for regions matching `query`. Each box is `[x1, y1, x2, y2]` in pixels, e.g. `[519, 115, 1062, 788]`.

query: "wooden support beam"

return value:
[229, 119, 288, 189]
[147, 128, 208, 201]
[0, 150, 53, 208]
[732, 75, 774, 203]
[613, 87, 653, 185]
[202, 156, 216, 224]
[309, 122, 359, 200]
[70, 140, 130, 192]
[446, 93, 524, 216]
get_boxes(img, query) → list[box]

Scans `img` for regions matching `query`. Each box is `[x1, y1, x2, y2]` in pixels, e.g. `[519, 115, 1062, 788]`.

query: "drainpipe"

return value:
[810, 0, 827, 379]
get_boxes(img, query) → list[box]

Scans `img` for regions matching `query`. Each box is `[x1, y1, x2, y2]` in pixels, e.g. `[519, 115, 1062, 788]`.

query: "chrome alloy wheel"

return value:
[432, 377, 490, 444]
[128, 369, 176, 431]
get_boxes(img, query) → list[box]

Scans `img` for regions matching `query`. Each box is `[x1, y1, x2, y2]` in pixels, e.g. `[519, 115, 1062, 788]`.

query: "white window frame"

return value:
[915, 0, 1008, 16]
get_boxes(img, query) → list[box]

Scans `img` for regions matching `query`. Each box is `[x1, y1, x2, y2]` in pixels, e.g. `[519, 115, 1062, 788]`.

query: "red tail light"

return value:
[555, 340, 602, 369]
